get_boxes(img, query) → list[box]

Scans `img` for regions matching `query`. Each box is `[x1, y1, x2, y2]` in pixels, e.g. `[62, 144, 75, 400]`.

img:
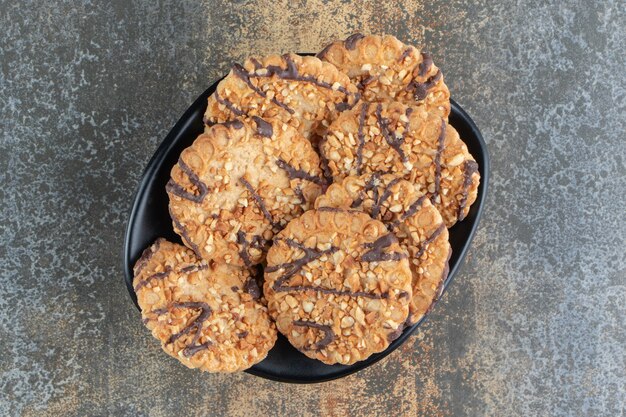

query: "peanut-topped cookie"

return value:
[167, 117, 324, 268]
[264, 209, 412, 365]
[133, 239, 277, 373]
[321, 101, 480, 226]
[315, 173, 451, 325]
[204, 53, 360, 141]
[318, 34, 450, 119]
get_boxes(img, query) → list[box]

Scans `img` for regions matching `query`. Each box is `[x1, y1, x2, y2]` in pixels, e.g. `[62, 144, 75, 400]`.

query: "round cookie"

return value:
[318, 34, 450, 119]
[204, 53, 360, 141]
[133, 238, 277, 373]
[264, 209, 412, 365]
[314, 173, 451, 325]
[320, 101, 480, 227]
[167, 117, 324, 268]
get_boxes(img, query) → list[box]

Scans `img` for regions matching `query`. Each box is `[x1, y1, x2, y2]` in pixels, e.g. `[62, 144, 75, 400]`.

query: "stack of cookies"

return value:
[133, 34, 480, 372]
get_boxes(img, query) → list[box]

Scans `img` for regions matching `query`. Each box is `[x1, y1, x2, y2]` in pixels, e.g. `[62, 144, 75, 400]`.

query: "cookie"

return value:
[320, 101, 480, 226]
[318, 34, 450, 119]
[204, 53, 360, 141]
[133, 239, 277, 373]
[314, 173, 451, 325]
[167, 117, 324, 268]
[264, 209, 412, 365]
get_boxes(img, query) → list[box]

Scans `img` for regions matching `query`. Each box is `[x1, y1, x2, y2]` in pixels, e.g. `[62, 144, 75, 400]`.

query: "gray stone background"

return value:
[1, 0, 624, 416]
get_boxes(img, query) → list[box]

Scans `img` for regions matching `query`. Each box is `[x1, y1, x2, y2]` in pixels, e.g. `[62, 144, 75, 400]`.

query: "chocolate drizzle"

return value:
[279, 282, 387, 299]
[361, 233, 407, 262]
[293, 185, 305, 204]
[387, 325, 404, 343]
[403, 107, 414, 131]
[410, 69, 442, 101]
[183, 342, 213, 357]
[418, 52, 433, 77]
[371, 177, 403, 219]
[266, 238, 338, 289]
[166, 159, 210, 204]
[134, 263, 209, 292]
[249, 57, 262, 70]
[267, 235, 391, 299]
[236, 230, 268, 268]
[252, 116, 273, 138]
[275, 158, 325, 185]
[457, 160, 479, 221]
[317, 207, 374, 215]
[232, 63, 295, 114]
[351, 172, 379, 209]
[182, 264, 208, 274]
[344, 33, 365, 50]
[316, 42, 333, 59]
[335, 100, 354, 112]
[133, 239, 162, 275]
[239, 177, 279, 229]
[431, 119, 446, 204]
[233, 63, 264, 93]
[221, 119, 244, 130]
[350, 172, 402, 221]
[249, 54, 352, 96]
[357, 75, 376, 90]
[292, 320, 335, 350]
[134, 267, 171, 291]
[151, 302, 213, 357]
[269, 236, 386, 298]
[169, 208, 202, 258]
[375, 104, 408, 162]
[399, 47, 413, 63]
[266, 55, 298, 78]
[414, 223, 445, 259]
[355, 103, 368, 175]
[401, 195, 427, 221]
[215, 90, 246, 116]
[244, 276, 262, 300]
[317, 207, 343, 213]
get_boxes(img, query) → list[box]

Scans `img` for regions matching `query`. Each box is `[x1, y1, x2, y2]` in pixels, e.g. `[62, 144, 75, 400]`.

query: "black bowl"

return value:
[123, 80, 489, 383]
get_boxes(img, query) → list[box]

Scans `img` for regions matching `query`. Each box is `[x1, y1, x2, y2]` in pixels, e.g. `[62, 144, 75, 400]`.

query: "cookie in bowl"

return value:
[205, 53, 360, 142]
[133, 238, 277, 372]
[318, 33, 449, 119]
[321, 101, 480, 226]
[264, 208, 412, 365]
[167, 116, 324, 268]
[315, 173, 451, 325]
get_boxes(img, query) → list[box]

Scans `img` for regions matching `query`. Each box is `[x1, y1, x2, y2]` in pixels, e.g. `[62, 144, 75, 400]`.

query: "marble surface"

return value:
[1, 1, 624, 416]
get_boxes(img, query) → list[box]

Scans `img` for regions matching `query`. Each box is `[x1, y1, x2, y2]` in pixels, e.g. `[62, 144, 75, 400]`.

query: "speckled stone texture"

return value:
[1, 1, 624, 416]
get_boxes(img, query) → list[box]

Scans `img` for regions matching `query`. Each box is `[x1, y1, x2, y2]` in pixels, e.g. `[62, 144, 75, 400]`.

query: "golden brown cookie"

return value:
[167, 117, 324, 268]
[133, 239, 277, 373]
[320, 101, 480, 226]
[314, 173, 451, 325]
[318, 34, 450, 119]
[264, 209, 412, 365]
[204, 53, 360, 141]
